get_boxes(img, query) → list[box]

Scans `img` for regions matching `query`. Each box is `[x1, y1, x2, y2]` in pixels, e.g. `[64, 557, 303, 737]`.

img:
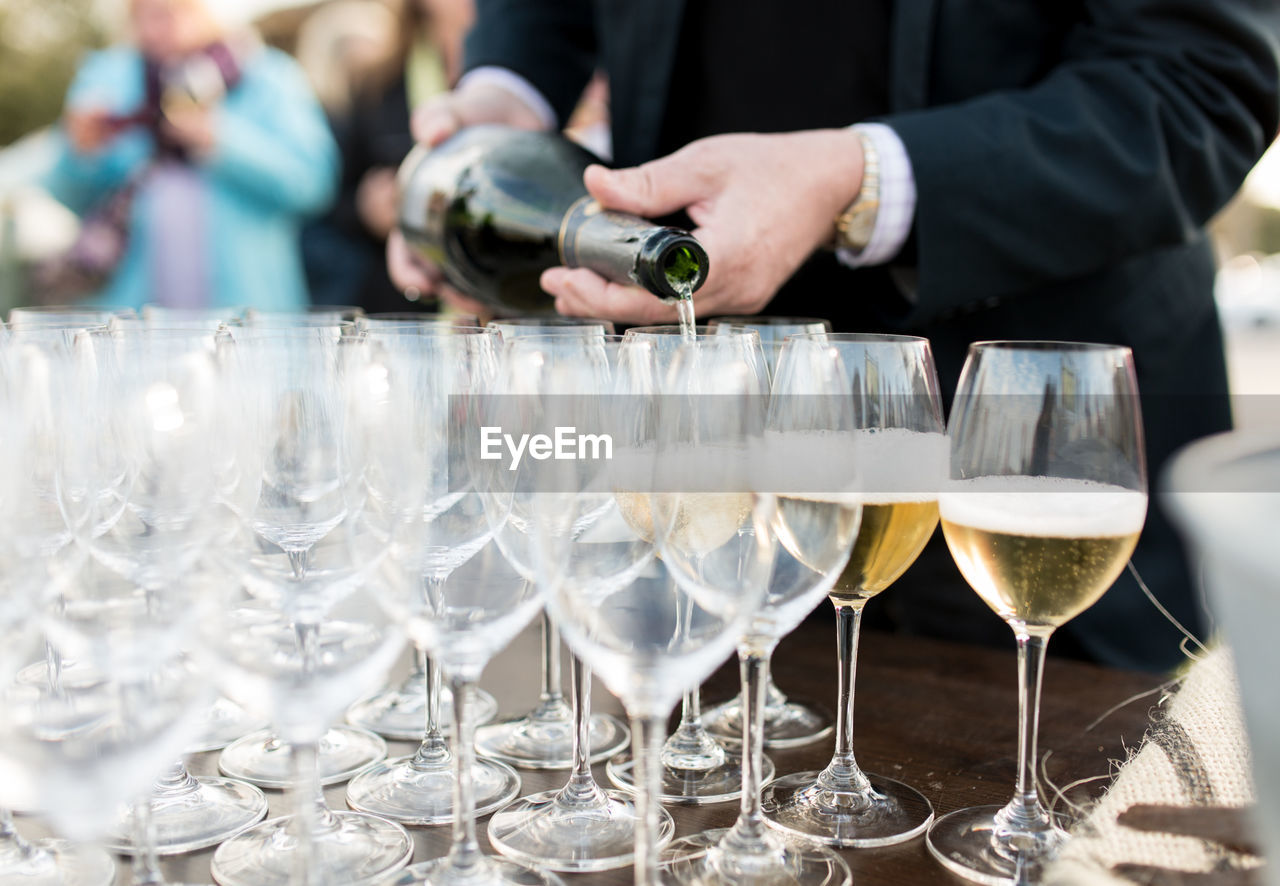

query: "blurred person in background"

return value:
[41, 0, 337, 311]
[306, 0, 472, 312]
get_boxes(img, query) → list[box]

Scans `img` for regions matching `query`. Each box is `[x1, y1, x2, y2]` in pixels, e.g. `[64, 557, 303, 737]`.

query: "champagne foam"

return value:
[940, 476, 1147, 538]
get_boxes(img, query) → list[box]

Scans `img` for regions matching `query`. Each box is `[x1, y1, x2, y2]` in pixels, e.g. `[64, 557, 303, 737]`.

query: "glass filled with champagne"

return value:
[760, 333, 946, 847]
[926, 341, 1147, 885]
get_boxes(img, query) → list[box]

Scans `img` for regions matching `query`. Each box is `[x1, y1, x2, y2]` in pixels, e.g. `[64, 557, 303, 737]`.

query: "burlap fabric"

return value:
[1045, 645, 1260, 884]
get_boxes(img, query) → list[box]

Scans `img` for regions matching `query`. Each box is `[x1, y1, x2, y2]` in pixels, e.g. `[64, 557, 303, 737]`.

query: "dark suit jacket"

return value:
[465, 0, 1280, 670]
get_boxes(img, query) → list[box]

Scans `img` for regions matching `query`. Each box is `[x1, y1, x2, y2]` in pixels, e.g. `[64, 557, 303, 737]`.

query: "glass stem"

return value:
[129, 788, 164, 886]
[540, 611, 562, 705]
[661, 687, 723, 771]
[153, 759, 199, 800]
[819, 601, 871, 794]
[288, 619, 332, 886]
[559, 654, 606, 808]
[411, 646, 450, 769]
[446, 671, 483, 875]
[1004, 631, 1052, 828]
[288, 739, 324, 886]
[722, 643, 775, 853]
[0, 807, 48, 870]
[630, 714, 666, 886]
[44, 639, 64, 696]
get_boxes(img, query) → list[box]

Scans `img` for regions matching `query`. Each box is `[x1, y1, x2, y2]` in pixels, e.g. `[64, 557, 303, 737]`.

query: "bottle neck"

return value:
[558, 197, 708, 299]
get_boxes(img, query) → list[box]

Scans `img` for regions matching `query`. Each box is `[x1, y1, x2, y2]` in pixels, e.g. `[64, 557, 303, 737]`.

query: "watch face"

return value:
[846, 211, 876, 247]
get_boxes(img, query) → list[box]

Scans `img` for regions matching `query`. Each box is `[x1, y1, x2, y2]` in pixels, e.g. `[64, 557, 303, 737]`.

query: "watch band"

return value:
[833, 130, 880, 253]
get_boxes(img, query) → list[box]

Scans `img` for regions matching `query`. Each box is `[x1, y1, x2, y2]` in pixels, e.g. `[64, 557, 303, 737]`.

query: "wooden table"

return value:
[110, 619, 1162, 884]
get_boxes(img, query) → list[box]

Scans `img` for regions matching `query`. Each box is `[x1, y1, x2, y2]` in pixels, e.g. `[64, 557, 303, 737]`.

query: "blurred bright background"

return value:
[1, 0, 1277, 428]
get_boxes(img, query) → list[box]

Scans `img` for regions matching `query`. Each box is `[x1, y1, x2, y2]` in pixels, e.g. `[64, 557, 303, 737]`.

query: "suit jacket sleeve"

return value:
[884, 0, 1280, 323]
[463, 0, 596, 127]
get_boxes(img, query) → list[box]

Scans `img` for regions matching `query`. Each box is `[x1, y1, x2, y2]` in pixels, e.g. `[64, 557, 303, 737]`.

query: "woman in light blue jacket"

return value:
[44, 0, 337, 311]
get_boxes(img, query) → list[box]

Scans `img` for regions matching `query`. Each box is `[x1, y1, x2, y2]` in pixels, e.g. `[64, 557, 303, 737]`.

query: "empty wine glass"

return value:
[475, 316, 628, 771]
[481, 335, 662, 872]
[218, 321, 388, 788]
[661, 333, 858, 886]
[540, 332, 775, 886]
[345, 321, 496, 741]
[702, 316, 835, 750]
[372, 540, 557, 886]
[205, 330, 412, 886]
[761, 334, 945, 848]
[345, 325, 523, 826]
[926, 341, 1147, 884]
[0, 328, 116, 886]
[55, 327, 271, 861]
[607, 327, 773, 805]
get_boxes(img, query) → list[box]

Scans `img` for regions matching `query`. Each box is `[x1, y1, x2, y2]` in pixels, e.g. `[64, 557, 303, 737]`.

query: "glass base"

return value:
[345, 754, 520, 826]
[347, 682, 499, 741]
[475, 712, 629, 770]
[702, 697, 833, 750]
[210, 811, 412, 886]
[925, 804, 1070, 885]
[487, 787, 674, 872]
[381, 854, 566, 886]
[660, 828, 851, 886]
[186, 697, 269, 754]
[0, 837, 115, 886]
[760, 771, 933, 848]
[104, 776, 269, 855]
[219, 726, 386, 789]
[606, 751, 772, 806]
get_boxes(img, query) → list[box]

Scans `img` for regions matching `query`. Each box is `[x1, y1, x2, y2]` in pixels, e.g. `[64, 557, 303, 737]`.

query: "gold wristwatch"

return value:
[833, 129, 880, 253]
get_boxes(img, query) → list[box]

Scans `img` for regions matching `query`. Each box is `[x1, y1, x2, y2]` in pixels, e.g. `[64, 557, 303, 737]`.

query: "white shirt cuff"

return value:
[836, 122, 917, 268]
[457, 66, 557, 130]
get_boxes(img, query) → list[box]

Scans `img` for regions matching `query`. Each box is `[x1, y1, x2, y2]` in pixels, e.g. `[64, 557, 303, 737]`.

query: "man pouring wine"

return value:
[387, 0, 1279, 672]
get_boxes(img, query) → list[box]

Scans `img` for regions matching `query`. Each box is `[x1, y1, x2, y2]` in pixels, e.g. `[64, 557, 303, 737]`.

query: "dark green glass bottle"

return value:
[397, 126, 709, 314]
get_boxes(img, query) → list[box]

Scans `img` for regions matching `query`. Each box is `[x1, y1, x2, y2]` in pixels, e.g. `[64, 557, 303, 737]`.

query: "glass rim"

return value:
[968, 339, 1134, 354]
[707, 315, 832, 327]
[624, 325, 761, 339]
[488, 316, 615, 327]
[785, 332, 929, 345]
[504, 332, 624, 344]
[360, 324, 496, 336]
[246, 305, 364, 316]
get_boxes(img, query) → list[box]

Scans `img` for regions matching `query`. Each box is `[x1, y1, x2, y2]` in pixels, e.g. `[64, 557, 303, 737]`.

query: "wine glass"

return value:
[370, 537, 557, 886]
[926, 341, 1147, 884]
[472, 316, 628, 770]
[703, 315, 835, 751]
[56, 327, 271, 860]
[205, 330, 412, 886]
[761, 333, 944, 847]
[661, 333, 857, 886]
[0, 329, 116, 885]
[217, 320, 388, 788]
[344, 325, 524, 826]
[540, 332, 776, 885]
[478, 334, 665, 872]
[607, 326, 774, 805]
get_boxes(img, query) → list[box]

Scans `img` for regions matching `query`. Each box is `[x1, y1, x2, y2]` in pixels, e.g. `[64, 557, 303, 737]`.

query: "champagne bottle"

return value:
[397, 126, 709, 314]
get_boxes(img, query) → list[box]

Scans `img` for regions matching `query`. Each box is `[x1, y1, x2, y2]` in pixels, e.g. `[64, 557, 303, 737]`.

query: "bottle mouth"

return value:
[640, 231, 709, 299]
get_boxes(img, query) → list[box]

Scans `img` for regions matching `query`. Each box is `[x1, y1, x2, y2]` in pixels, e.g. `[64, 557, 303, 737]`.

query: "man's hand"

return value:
[387, 81, 548, 304]
[356, 167, 399, 240]
[543, 129, 865, 324]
